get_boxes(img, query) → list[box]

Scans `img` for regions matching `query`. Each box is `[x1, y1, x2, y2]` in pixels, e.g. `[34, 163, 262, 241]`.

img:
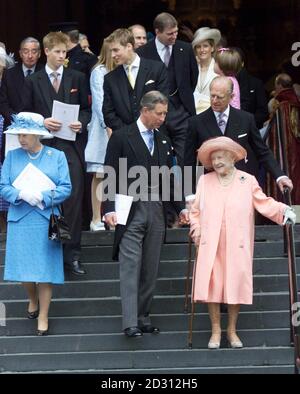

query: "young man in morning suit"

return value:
[136, 12, 199, 169]
[184, 76, 293, 193]
[103, 28, 169, 132]
[103, 91, 188, 337]
[21, 31, 91, 275]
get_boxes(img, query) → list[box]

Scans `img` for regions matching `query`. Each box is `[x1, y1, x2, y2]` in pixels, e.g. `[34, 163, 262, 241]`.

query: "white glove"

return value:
[283, 207, 297, 225]
[19, 190, 43, 206]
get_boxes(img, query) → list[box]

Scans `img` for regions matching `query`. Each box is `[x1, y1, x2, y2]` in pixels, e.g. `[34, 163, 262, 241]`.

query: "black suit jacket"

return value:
[21, 67, 91, 166]
[103, 123, 184, 260]
[136, 39, 198, 116]
[237, 68, 269, 129]
[184, 106, 284, 192]
[103, 57, 168, 131]
[0, 62, 43, 127]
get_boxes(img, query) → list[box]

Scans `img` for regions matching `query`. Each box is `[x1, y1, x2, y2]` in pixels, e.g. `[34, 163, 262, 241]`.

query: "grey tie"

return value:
[51, 71, 60, 93]
[145, 130, 154, 153]
[218, 113, 226, 134]
[164, 45, 171, 67]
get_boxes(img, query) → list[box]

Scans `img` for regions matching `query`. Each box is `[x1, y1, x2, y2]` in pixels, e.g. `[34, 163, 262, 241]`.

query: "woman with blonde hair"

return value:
[192, 27, 221, 114]
[85, 38, 115, 231]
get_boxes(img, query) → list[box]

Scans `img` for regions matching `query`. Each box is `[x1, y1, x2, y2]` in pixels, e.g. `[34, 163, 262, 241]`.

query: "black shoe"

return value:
[27, 310, 39, 319]
[139, 325, 160, 334]
[124, 326, 143, 337]
[65, 260, 86, 275]
[36, 329, 48, 336]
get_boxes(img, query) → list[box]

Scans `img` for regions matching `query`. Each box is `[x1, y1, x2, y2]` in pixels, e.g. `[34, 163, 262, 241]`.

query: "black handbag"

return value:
[48, 191, 71, 242]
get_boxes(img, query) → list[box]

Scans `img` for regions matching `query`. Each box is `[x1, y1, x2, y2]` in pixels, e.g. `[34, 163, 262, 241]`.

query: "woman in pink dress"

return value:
[189, 136, 296, 349]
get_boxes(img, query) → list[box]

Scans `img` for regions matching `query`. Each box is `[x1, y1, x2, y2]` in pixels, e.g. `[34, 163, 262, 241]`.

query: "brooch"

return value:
[46, 150, 52, 156]
[239, 176, 246, 183]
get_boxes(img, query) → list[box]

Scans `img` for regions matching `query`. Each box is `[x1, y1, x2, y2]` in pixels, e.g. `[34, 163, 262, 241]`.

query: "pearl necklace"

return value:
[217, 168, 236, 186]
[27, 146, 44, 160]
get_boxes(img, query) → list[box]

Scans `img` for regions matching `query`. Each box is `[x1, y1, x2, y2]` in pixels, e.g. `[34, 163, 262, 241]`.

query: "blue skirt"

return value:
[4, 210, 64, 284]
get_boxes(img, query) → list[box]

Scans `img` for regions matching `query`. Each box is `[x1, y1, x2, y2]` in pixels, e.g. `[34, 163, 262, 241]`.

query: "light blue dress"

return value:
[0, 146, 72, 284]
[85, 64, 109, 173]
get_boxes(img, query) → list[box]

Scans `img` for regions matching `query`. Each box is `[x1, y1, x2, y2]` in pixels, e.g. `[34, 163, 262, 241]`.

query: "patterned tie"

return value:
[26, 69, 32, 77]
[164, 45, 171, 67]
[51, 71, 60, 93]
[145, 130, 154, 153]
[127, 65, 135, 89]
[218, 112, 226, 134]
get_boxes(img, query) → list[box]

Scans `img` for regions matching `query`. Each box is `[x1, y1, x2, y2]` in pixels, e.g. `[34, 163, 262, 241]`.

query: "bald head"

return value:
[210, 76, 233, 94]
[275, 73, 293, 93]
[128, 24, 147, 48]
[209, 76, 234, 113]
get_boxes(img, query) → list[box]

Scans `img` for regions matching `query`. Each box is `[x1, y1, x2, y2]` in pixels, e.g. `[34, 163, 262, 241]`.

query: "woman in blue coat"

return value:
[0, 112, 71, 335]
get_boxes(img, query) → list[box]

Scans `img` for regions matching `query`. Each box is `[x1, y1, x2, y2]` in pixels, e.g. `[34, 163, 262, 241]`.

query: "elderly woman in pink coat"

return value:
[189, 136, 296, 349]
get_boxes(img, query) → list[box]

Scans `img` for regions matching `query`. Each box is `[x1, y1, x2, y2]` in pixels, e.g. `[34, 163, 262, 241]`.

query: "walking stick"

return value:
[184, 235, 193, 313]
[188, 244, 198, 349]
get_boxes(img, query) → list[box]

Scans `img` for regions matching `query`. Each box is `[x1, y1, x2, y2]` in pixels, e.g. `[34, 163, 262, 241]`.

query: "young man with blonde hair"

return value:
[103, 28, 168, 132]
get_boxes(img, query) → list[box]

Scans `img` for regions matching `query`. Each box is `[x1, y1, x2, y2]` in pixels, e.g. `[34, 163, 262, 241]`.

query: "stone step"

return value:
[1, 240, 299, 264]
[0, 347, 294, 373]
[2, 225, 297, 246]
[1, 292, 293, 318]
[0, 310, 290, 336]
[0, 328, 292, 354]
[28, 365, 294, 374]
[2, 257, 298, 280]
[1, 274, 299, 299]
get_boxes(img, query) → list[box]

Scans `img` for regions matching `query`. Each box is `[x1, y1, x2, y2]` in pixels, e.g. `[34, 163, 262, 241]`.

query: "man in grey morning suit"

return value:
[103, 91, 188, 337]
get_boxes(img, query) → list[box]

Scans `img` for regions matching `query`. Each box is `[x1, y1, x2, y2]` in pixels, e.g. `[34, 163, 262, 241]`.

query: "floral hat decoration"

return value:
[5, 112, 53, 138]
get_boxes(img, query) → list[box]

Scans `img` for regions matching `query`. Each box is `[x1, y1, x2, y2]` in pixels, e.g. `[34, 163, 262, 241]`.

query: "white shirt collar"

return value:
[155, 37, 172, 52]
[45, 64, 64, 77]
[137, 117, 150, 133]
[22, 64, 36, 75]
[213, 105, 230, 119]
[123, 54, 140, 71]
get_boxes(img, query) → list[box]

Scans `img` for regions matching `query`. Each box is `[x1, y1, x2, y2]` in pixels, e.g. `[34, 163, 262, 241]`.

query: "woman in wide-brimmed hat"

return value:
[0, 112, 71, 336]
[189, 136, 296, 349]
[192, 27, 221, 114]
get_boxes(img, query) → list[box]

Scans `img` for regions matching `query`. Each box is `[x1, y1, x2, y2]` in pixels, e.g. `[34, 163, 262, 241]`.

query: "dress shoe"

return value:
[90, 221, 105, 231]
[65, 260, 86, 275]
[208, 333, 221, 349]
[124, 326, 143, 338]
[36, 329, 48, 336]
[227, 334, 243, 348]
[27, 310, 39, 319]
[139, 325, 160, 334]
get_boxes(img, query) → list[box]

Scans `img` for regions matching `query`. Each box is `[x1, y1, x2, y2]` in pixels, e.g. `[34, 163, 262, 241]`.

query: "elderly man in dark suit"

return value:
[103, 91, 188, 337]
[103, 28, 168, 132]
[22, 31, 91, 275]
[136, 12, 199, 168]
[184, 76, 293, 193]
[0, 37, 42, 129]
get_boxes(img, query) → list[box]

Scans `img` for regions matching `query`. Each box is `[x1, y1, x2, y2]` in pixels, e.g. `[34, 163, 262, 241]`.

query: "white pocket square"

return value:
[162, 140, 167, 144]
[145, 80, 155, 85]
[238, 133, 247, 138]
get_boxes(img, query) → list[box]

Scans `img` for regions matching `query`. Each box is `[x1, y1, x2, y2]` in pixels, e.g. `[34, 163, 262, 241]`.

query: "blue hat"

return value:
[5, 112, 53, 138]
